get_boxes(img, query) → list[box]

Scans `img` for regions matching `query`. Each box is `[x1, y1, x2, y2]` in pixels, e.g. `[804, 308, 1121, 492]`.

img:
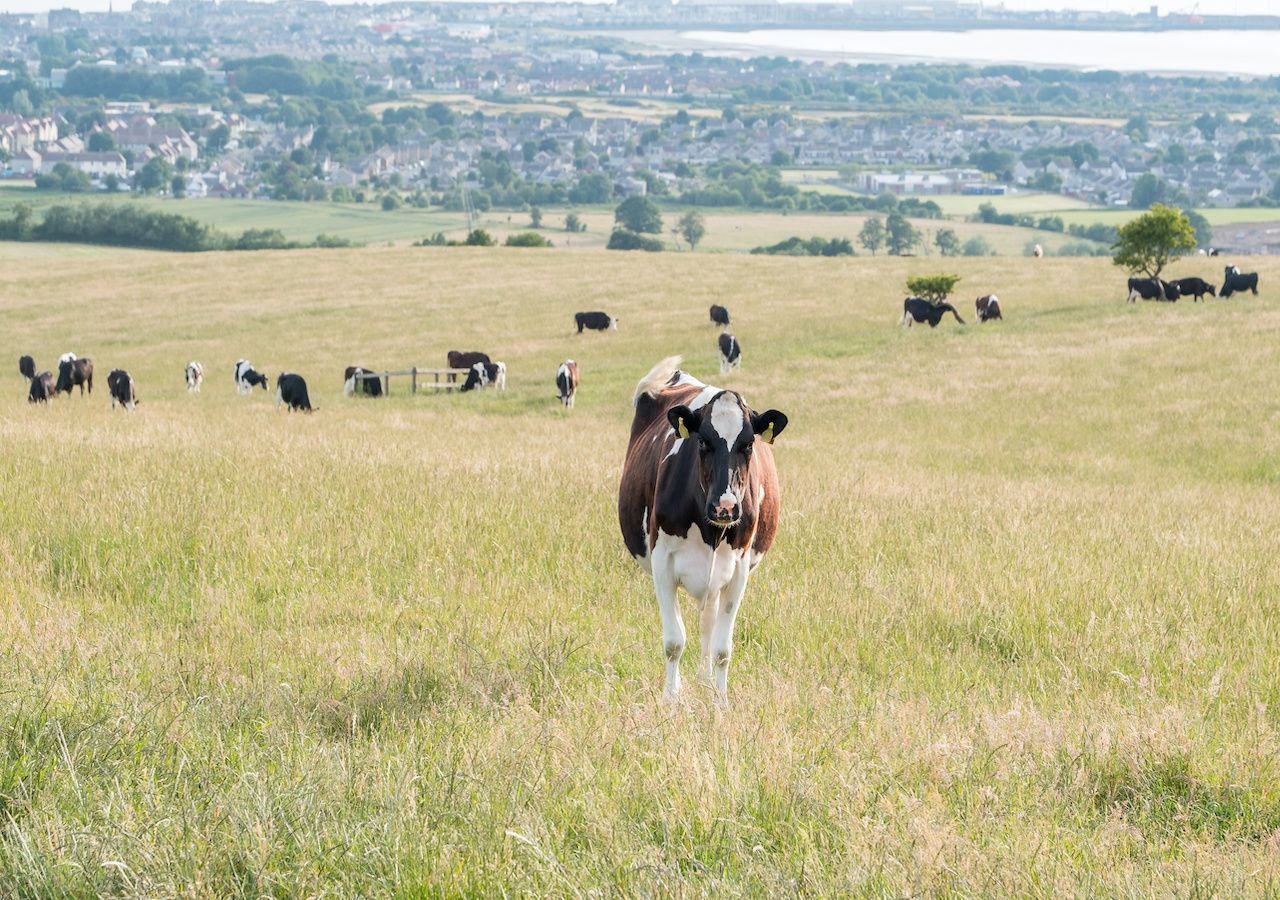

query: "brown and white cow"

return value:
[618, 357, 788, 703]
[975, 294, 1002, 322]
[556, 359, 579, 408]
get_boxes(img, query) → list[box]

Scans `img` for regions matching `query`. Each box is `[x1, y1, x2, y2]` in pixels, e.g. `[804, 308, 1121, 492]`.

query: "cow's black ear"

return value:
[667, 405, 700, 440]
[751, 409, 788, 444]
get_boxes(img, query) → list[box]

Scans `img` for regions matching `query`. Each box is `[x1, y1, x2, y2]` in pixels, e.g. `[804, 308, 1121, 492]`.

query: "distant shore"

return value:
[590, 28, 1280, 78]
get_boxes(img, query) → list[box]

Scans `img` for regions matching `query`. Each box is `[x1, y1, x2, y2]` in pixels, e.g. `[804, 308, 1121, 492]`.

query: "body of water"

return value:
[661, 28, 1280, 77]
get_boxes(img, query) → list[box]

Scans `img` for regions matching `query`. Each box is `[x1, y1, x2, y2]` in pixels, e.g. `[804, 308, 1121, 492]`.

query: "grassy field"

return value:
[0, 185, 1092, 255]
[2, 244, 1280, 894]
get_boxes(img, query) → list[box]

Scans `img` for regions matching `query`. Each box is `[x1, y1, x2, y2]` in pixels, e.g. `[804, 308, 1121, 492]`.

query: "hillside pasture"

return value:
[2, 245, 1280, 894]
[0, 186, 1099, 255]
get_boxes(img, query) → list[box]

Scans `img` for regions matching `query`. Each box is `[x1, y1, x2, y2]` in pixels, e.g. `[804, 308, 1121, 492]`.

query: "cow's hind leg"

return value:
[710, 560, 751, 706]
[651, 543, 686, 699]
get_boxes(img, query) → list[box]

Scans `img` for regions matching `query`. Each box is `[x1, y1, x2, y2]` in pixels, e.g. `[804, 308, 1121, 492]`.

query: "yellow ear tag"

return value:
[761, 423, 775, 444]
[677, 418, 690, 439]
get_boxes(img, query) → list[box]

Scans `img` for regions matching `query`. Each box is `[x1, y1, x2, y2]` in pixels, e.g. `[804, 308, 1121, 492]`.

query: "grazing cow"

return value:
[107, 369, 138, 411]
[446, 351, 491, 384]
[28, 371, 54, 403]
[1209, 248, 1220, 256]
[18, 355, 35, 380]
[460, 361, 506, 392]
[575, 311, 617, 333]
[55, 355, 93, 395]
[902, 297, 965, 328]
[1032, 244, 1043, 258]
[975, 294, 1003, 322]
[618, 357, 788, 703]
[1126, 277, 1180, 302]
[710, 304, 731, 327]
[1169, 277, 1216, 302]
[344, 365, 384, 397]
[1220, 266, 1259, 298]
[556, 359, 580, 408]
[234, 359, 268, 394]
[719, 332, 741, 373]
[185, 361, 204, 393]
[276, 373, 313, 412]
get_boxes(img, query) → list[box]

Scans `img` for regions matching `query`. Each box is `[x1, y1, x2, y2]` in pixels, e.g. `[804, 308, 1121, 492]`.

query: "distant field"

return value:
[8, 184, 1274, 255]
[3, 246, 1280, 893]
[369, 92, 723, 124]
[0, 186, 1093, 255]
[1055, 206, 1280, 228]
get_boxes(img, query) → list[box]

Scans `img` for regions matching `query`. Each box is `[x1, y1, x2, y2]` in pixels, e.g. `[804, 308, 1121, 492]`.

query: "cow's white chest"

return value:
[657, 527, 745, 603]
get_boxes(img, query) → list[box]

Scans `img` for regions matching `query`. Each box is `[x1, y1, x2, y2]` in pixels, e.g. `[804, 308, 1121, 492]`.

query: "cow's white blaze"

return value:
[709, 393, 746, 449]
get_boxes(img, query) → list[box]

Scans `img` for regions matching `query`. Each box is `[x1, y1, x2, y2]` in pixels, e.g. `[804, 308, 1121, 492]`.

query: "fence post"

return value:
[412, 367, 417, 395]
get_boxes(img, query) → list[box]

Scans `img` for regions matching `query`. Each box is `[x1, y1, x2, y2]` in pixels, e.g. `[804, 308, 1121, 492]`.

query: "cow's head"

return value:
[668, 391, 788, 529]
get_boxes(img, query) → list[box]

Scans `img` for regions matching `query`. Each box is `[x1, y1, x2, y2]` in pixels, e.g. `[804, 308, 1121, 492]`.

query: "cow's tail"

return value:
[945, 303, 966, 325]
[633, 356, 682, 408]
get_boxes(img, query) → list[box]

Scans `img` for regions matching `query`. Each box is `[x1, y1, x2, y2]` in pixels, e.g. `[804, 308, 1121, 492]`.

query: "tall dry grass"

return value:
[2, 244, 1279, 894]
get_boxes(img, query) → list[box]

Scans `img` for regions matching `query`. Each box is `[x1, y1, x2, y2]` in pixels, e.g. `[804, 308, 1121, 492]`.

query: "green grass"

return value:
[2, 244, 1280, 893]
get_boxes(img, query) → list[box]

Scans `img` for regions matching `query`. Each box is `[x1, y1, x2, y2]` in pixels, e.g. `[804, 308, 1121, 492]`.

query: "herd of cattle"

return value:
[16, 307, 744, 414]
[899, 264, 1262, 330]
[1126, 265, 1260, 303]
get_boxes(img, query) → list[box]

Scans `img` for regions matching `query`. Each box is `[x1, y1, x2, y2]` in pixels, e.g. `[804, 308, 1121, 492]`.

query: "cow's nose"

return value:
[714, 498, 737, 519]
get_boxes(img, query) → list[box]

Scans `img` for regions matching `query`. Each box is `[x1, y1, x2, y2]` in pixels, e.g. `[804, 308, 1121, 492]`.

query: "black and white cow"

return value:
[28, 371, 54, 403]
[902, 297, 965, 327]
[19, 355, 35, 380]
[234, 359, 268, 394]
[276, 373, 313, 412]
[710, 304, 731, 327]
[1220, 266, 1259, 298]
[107, 369, 138, 411]
[185, 361, 204, 393]
[1126, 277, 1180, 302]
[55, 354, 93, 395]
[344, 365, 383, 397]
[719, 332, 741, 373]
[618, 357, 788, 703]
[1169, 277, 1216, 302]
[460, 361, 506, 392]
[975, 294, 1003, 322]
[575, 311, 617, 333]
[556, 359, 580, 409]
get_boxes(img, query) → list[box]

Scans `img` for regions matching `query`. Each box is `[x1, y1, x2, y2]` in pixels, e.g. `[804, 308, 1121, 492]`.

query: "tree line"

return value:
[0, 203, 354, 252]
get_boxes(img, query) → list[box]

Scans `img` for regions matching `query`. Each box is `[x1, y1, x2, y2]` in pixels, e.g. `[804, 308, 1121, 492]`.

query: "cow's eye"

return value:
[741, 443, 753, 457]
[698, 438, 712, 455]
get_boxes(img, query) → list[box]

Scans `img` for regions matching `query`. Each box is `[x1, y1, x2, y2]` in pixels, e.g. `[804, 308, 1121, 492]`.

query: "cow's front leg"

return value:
[697, 589, 718, 684]
[710, 558, 750, 706]
[651, 541, 686, 700]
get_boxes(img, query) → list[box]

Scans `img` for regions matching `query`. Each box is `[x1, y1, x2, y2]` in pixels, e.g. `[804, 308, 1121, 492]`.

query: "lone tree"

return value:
[886, 212, 921, 256]
[1111, 203, 1197, 279]
[614, 196, 663, 234]
[677, 210, 706, 250]
[530, 206, 543, 228]
[858, 217, 885, 255]
[934, 228, 961, 257]
[906, 274, 961, 303]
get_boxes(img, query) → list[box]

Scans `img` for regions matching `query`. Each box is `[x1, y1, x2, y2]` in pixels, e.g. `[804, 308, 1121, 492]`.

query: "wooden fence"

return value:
[350, 367, 471, 395]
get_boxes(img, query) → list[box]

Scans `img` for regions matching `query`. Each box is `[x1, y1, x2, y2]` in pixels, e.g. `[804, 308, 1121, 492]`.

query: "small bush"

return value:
[504, 232, 553, 248]
[750, 236, 853, 257]
[606, 229, 663, 252]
